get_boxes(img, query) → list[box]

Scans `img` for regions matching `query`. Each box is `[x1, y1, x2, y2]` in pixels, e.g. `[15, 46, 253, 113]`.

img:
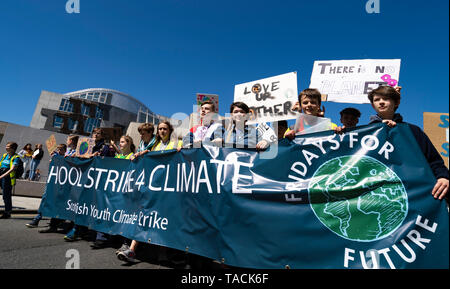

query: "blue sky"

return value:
[0, 0, 448, 128]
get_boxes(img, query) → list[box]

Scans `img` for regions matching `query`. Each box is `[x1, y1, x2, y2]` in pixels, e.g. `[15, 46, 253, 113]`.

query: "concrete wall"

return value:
[30, 90, 62, 129]
[0, 121, 8, 144]
[12, 180, 47, 198]
[0, 121, 68, 178]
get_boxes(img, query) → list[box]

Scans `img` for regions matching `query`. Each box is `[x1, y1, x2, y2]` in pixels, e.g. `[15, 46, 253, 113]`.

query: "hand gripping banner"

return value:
[39, 123, 449, 269]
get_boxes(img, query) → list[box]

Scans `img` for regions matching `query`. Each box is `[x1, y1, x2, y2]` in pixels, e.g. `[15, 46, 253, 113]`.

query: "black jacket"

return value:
[93, 140, 115, 157]
[33, 149, 44, 161]
[370, 113, 449, 180]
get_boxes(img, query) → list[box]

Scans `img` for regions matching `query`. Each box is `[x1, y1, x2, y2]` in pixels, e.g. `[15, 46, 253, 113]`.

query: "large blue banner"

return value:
[39, 123, 449, 269]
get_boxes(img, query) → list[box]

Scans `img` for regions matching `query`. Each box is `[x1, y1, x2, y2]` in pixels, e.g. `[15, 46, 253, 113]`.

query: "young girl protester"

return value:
[115, 125, 155, 256]
[110, 135, 136, 159]
[117, 121, 182, 264]
[152, 121, 183, 152]
[18, 143, 33, 179]
[29, 144, 44, 181]
[89, 135, 136, 249]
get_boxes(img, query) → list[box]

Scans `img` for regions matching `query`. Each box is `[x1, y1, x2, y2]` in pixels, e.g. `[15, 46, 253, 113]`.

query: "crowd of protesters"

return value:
[0, 85, 448, 268]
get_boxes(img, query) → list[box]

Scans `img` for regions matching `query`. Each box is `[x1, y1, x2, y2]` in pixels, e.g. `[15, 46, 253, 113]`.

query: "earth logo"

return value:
[78, 141, 89, 155]
[308, 155, 408, 242]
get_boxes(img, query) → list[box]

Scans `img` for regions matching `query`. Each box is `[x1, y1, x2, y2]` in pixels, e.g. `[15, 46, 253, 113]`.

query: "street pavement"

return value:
[0, 197, 221, 269]
[0, 213, 173, 269]
[0, 196, 233, 270]
[0, 195, 42, 213]
[0, 196, 192, 269]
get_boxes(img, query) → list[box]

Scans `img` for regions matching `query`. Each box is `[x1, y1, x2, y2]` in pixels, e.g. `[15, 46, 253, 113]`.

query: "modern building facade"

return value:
[30, 88, 169, 136]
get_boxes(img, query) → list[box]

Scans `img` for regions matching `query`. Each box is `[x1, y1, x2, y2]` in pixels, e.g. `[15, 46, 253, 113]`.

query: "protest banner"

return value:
[40, 123, 449, 269]
[309, 59, 401, 104]
[75, 137, 95, 158]
[424, 112, 449, 168]
[234, 72, 298, 124]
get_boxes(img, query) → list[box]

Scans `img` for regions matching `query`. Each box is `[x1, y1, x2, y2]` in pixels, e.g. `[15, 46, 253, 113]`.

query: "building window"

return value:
[138, 107, 156, 123]
[87, 93, 93, 100]
[138, 113, 146, 123]
[84, 118, 101, 134]
[80, 94, 86, 99]
[59, 99, 73, 112]
[81, 104, 90, 116]
[95, 107, 103, 119]
[68, 119, 78, 131]
[53, 116, 63, 128]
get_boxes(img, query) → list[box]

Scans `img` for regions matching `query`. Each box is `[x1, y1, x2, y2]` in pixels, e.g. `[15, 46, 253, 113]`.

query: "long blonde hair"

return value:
[120, 135, 136, 154]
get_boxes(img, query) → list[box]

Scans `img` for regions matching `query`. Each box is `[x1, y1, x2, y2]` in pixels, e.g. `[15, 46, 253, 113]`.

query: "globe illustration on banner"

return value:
[78, 141, 89, 155]
[308, 155, 408, 242]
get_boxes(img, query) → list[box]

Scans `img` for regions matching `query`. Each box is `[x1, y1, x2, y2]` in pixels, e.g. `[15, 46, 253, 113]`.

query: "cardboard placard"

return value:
[423, 112, 449, 168]
[196, 93, 219, 113]
[45, 134, 57, 155]
[234, 72, 298, 124]
[76, 137, 95, 158]
[309, 59, 401, 104]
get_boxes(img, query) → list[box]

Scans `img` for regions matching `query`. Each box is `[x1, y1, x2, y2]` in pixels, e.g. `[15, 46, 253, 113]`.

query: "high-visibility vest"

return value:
[152, 140, 183, 151]
[115, 153, 133, 159]
[1, 153, 19, 186]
